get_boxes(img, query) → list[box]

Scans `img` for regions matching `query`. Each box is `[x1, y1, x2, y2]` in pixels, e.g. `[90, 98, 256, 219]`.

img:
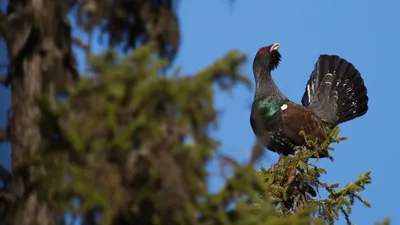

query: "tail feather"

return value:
[301, 55, 368, 127]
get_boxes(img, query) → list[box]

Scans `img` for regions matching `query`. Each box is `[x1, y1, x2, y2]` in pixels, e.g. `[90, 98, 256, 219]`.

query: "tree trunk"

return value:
[5, 0, 77, 224]
[9, 53, 56, 225]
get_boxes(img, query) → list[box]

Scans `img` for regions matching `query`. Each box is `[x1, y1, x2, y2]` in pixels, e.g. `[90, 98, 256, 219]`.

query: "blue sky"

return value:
[1, 0, 399, 224]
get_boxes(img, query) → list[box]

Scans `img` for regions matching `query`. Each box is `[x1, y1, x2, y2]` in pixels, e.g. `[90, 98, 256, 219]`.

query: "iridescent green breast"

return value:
[256, 97, 285, 117]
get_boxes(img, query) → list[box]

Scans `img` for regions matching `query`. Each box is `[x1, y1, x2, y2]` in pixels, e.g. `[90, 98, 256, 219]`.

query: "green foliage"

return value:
[375, 218, 391, 225]
[1, 1, 388, 224]
[16, 42, 372, 225]
[3, 41, 385, 225]
[7, 42, 384, 225]
[259, 127, 372, 225]
[72, 0, 180, 62]
[17, 43, 312, 225]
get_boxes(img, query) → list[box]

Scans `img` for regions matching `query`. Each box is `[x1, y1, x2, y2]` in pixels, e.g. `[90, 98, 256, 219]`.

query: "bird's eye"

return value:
[257, 47, 267, 55]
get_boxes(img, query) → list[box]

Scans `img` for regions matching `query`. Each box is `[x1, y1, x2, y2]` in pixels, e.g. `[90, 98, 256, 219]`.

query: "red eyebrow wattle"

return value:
[257, 47, 267, 55]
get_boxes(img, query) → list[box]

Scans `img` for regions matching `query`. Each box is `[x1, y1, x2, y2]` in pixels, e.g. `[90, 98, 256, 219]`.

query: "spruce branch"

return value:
[259, 126, 372, 224]
[375, 217, 391, 225]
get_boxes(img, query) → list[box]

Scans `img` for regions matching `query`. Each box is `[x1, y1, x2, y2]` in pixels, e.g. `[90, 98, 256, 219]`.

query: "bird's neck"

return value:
[254, 70, 288, 116]
[254, 70, 287, 101]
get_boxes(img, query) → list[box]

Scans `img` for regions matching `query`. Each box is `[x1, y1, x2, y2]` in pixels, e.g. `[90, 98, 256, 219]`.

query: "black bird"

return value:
[250, 43, 368, 157]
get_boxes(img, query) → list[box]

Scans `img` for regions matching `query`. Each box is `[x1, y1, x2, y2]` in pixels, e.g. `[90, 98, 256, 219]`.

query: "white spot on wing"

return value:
[281, 104, 288, 111]
[311, 80, 315, 93]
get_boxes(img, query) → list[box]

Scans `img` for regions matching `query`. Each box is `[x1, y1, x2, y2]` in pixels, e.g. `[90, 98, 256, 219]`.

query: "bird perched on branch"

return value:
[250, 43, 368, 158]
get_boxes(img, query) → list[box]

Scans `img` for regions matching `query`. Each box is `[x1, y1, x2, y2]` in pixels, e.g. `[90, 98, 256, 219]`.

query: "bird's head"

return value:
[253, 43, 281, 74]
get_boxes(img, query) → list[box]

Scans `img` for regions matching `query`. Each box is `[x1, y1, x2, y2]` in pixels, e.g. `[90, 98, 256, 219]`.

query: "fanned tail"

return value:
[301, 55, 368, 127]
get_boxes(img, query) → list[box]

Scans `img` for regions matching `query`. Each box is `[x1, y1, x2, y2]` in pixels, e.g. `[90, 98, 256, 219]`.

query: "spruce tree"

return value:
[0, 1, 389, 225]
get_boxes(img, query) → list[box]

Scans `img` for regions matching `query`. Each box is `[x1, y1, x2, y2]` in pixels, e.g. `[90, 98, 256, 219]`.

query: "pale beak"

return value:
[271, 43, 280, 51]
